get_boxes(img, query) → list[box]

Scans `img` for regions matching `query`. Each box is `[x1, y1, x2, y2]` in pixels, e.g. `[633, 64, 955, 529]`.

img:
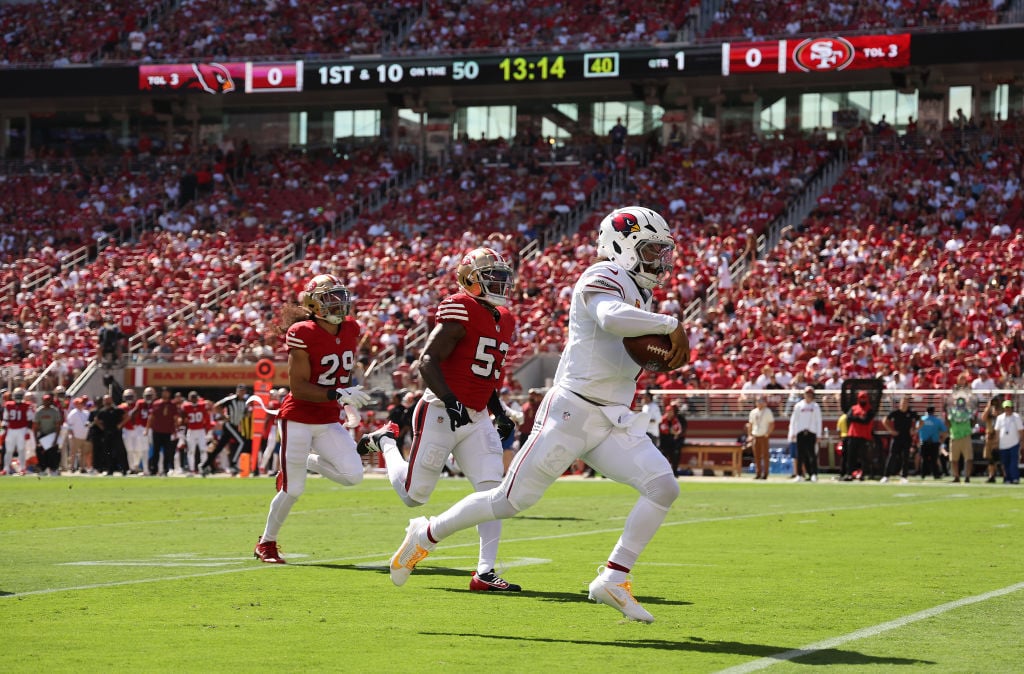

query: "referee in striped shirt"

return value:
[202, 384, 251, 475]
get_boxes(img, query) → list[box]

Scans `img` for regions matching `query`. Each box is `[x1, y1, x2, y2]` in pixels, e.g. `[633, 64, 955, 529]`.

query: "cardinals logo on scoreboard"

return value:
[189, 62, 235, 94]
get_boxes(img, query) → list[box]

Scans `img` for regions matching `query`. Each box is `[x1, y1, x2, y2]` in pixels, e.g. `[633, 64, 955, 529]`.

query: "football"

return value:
[622, 333, 676, 372]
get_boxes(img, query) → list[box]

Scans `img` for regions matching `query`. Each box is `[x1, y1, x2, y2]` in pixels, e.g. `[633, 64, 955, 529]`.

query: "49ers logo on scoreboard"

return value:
[791, 37, 856, 72]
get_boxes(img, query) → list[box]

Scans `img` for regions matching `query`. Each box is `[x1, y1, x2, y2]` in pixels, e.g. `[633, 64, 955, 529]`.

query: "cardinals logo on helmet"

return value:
[189, 63, 235, 94]
[610, 212, 640, 235]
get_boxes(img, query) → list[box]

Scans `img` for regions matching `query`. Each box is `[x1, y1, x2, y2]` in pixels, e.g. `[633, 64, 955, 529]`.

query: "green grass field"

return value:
[2, 473, 1022, 673]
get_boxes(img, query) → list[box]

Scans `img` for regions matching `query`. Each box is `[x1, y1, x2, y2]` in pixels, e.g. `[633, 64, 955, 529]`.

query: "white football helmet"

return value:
[122, 389, 136, 402]
[12, 387, 25, 402]
[597, 206, 675, 289]
[300, 273, 352, 325]
[457, 247, 515, 307]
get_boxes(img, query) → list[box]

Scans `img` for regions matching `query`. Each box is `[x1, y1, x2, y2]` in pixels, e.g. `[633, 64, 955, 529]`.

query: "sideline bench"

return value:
[680, 442, 745, 477]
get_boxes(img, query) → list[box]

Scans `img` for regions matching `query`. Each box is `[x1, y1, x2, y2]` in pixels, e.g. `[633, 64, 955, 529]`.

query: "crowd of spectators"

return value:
[0, 0, 159, 66]
[126, 0, 420, 63]
[1, 0, 700, 66]
[4, 0, 1017, 67]
[394, 0, 694, 55]
[704, 0, 1006, 41]
[0, 141, 417, 388]
[5, 120, 1023, 402]
[640, 126, 1024, 395]
[153, 149, 620, 368]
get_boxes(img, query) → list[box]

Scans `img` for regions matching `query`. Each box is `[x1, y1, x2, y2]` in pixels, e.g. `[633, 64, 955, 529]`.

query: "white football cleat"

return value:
[389, 516, 434, 587]
[588, 574, 654, 623]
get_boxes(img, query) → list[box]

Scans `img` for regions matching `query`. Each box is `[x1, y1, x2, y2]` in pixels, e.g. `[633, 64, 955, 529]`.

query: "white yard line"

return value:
[715, 581, 1024, 673]
[0, 493, 1010, 598]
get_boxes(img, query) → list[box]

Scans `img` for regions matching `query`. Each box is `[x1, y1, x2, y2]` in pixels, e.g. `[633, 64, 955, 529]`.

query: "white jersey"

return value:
[554, 261, 678, 406]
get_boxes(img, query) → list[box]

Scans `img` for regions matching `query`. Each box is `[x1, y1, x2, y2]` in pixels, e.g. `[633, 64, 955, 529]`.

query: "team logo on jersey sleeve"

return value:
[610, 212, 640, 235]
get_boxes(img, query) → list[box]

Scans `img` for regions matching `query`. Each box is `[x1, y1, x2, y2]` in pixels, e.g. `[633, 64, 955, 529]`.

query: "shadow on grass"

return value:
[513, 516, 590, 522]
[302, 563, 690, 607]
[434, 587, 692, 609]
[418, 632, 933, 665]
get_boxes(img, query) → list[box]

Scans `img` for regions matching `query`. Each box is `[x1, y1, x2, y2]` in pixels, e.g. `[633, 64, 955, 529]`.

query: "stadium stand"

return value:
[5, 123, 1021, 398]
[2, 0, 1018, 66]
[703, 0, 1005, 41]
[0, 0, 1021, 482]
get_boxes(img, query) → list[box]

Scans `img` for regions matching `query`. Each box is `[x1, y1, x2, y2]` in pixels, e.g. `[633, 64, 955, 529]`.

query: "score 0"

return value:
[722, 41, 786, 76]
[245, 61, 304, 93]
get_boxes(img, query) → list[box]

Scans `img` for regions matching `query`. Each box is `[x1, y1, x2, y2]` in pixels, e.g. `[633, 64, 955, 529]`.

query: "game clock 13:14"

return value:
[498, 55, 566, 81]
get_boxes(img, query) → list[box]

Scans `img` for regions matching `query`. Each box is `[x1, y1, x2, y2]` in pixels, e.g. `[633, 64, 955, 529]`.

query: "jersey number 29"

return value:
[316, 352, 354, 386]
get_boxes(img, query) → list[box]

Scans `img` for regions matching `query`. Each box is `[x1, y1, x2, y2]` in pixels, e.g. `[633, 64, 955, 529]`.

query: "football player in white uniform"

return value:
[359, 247, 520, 592]
[388, 206, 688, 622]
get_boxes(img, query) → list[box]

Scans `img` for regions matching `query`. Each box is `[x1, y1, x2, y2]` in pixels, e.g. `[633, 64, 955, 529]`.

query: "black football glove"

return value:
[441, 394, 471, 432]
[494, 413, 516, 443]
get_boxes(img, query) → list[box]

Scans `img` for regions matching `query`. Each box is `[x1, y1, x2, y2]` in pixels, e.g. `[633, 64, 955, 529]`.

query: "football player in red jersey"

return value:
[3, 388, 36, 475]
[254, 274, 372, 564]
[181, 391, 212, 474]
[358, 248, 521, 591]
[123, 388, 154, 474]
[120, 389, 144, 474]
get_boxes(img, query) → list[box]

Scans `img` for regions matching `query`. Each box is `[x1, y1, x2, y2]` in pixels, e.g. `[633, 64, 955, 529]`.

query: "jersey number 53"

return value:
[470, 337, 509, 379]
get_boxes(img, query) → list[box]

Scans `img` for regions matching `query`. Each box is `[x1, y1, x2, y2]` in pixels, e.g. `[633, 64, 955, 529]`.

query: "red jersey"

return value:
[119, 310, 137, 336]
[2, 401, 33, 430]
[181, 400, 212, 430]
[847, 403, 876, 440]
[435, 293, 516, 411]
[119, 402, 137, 430]
[129, 400, 151, 428]
[149, 399, 180, 434]
[279, 317, 360, 424]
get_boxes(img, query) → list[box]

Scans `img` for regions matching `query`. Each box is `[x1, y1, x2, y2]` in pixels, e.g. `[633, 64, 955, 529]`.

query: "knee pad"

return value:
[405, 481, 435, 506]
[488, 490, 520, 519]
[399, 493, 425, 508]
[277, 490, 298, 508]
[336, 463, 364, 486]
[282, 471, 306, 498]
[644, 473, 680, 509]
[474, 479, 500, 492]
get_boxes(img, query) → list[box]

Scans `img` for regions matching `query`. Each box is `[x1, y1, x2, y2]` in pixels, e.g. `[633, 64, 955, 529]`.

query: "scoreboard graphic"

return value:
[138, 61, 303, 94]
[722, 34, 910, 75]
[1, 27, 1021, 100]
[134, 34, 910, 97]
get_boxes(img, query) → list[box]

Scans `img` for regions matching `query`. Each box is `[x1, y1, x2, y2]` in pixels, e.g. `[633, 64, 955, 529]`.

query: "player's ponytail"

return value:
[277, 303, 312, 333]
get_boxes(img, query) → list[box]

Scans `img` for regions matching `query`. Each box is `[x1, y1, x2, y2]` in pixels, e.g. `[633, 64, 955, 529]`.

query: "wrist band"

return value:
[326, 389, 338, 401]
